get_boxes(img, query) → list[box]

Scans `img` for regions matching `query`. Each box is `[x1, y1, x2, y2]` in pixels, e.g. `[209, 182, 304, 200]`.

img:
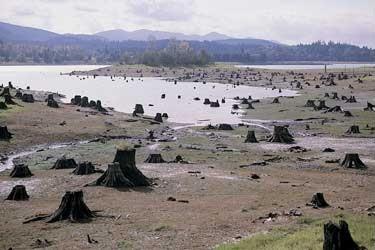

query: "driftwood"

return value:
[6, 185, 29, 201]
[10, 164, 33, 178]
[0, 126, 12, 140]
[51, 157, 77, 169]
[244, 130, 258, 143]
[268, 126, 294, 144]
[323, 220, 360, 250]
[145, 154, 165, 163]
[325, 106, 343, 113]
[341, 154, 367, 169]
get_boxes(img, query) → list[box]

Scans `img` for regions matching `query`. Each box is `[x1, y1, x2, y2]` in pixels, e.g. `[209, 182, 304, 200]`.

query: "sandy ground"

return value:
[0, 64, 375, 250]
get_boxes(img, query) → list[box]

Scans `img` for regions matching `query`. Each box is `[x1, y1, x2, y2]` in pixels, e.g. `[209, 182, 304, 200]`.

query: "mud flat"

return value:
[0, 64, 374, 249]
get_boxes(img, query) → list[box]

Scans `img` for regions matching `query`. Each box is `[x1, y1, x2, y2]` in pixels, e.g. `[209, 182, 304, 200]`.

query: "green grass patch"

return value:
[217, 214, 375, 250]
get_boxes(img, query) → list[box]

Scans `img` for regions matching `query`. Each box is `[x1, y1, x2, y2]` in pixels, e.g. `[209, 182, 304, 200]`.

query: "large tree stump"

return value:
[10, 164, 33, 178]
[134, 104, 144, 114]
[0, 101, 7, 109]
[341, 154, 367, 169]
[89, 163, 134, 187]
[96, 100, 106, 112]
[244, 130, 258, 143]
[4, 94, 17, 105]
[15, 91, 23, 98]
[21, 94, 34, 103]
[344, 111, 353, 117]
[47, 95, 59, 108]
[154, 113, 163, 123]
[113, 147, 150, 186]
[71, 95, 82, 105]
[210, 100, 220, 107]
[51, 157, 77, 169]
[72, 162, 96, 175]
[0, 126, 12, 140]
[145, 154, 165, 163]
[218, 124, 233, 130]
[311, 193, 330, 208]
[331, 92, 339, 99]
[46, 190, 94, 223]
[323, 220, 360, 250]
[80, 96, 89, 107]
[268, 126, 294, 143]
[6, 185, 29, 201]
[346, 125, 360, 134]
[247, 103, 255, 109]
[203, 98, 211, 105]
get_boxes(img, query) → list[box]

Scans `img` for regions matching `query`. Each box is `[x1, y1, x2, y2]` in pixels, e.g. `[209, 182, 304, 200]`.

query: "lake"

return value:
[236, 63, 375, 70]
[0, 65, 297, 125]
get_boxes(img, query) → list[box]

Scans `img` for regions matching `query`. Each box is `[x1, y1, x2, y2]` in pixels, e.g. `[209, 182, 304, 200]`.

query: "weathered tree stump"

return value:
[218, 124, 234, 130]
[331, 92, 339, 99]
[89, 163, 134, 187]
[346, 125, 360, 134]
[15, 91, 23, 98]
[323, 220, 360, 250]
[80, 96, 89, 107]
[89, 100, 97, 108]
[232, 104, 239, 110]
[247, 103, 254, 109]
[10, 164, 33, 178]
[154, 113, 163, 123]
[0, 126, 12, 140]
[304, 100, 316, 108]
[241, 98, 249, 105]
[71, 95, 82, 105]
[272, 97, 280, 104]
[344, 111, 353, 117]
[0, 101, 7, 109]
[46, 190, 94, 223]
[221, 98, 226, 103]
[364, 102, 375, 111]
[161, 94, 166, 99]
[311, 192, 330, 208]
[51, 157, 77, 169]
[4, 94, 16, 105]
[113, 148, 150, 186]
[315, 100, 329, 110]
[324, 93, 330, 98]
[210, 100, 220, 107]
[203, 98, 211, 105]
[134, 104, 144, 114]
[341, 153, 367, 169]
[145, 154, 165, 163]
[244, 130, 258, 143]
[268, 126, 294, 143]
[346, 96, 357, 103]
[21, 94, 34, 103]
[162, 113, 168, 118]
[72, 162, 96, 175]
[0, 87, 10, 97]
[47, 96, 59, 108]
[96, 100, 106, 112]
[6, 185, 29, 201]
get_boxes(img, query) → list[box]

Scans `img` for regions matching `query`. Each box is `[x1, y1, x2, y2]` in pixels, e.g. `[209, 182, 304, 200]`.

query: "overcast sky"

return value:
[1, 0, 375, 47]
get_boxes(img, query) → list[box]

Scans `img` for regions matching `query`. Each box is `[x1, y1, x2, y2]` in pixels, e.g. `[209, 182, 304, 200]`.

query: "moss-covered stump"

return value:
[10, 164, 33, 178]
[6, 185, 29, 201]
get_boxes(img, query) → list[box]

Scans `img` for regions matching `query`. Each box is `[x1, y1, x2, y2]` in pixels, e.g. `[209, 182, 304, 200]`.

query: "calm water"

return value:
[0, 65, 297, 125]
[236, 63, 375, 70]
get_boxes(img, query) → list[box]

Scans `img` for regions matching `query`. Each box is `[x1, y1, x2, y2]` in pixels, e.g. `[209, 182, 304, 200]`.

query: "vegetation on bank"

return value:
[217, 214, 375, 250]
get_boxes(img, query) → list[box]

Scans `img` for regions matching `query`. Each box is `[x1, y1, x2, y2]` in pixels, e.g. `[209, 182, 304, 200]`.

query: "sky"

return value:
[1, 0, 375, 47]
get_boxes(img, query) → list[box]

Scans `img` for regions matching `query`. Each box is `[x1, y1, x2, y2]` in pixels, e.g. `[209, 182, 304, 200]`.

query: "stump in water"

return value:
[96, 100, 106, 112]
[6, 185, 29, 201]
[145, 154, 165, 163]
[272, 97, 280, 104]
[323, 220, 360, 250]
[0, 101, 7, 109]
[46, 190, 94, 223]
[0, 126, 12, 140]
[72, 162, 95, 175]
[244, 130, 258, 143]
[51, 157, 77, 169]
[346, 125, 360, 134]
[71, 95, 82, 105]
[134, 104, 144, 114]
[315, 100, 329, 110]
[341, 153, 367, 169]
[10, 164, 33, 178]
[268, 126, 294, 144]
[311, 193, 330, 208]
[0, 87, 10, 97]
[203, 98, 211, 105]
[89, 163, 134, 187]
[154, 113, 163, 123]
[4, 94, 16, 105]
[344, 111, 353, 117]
[113, 148, 150, 186]
[218, 124, 233, 130]
[80, 96, 89, 107]
[304, 100, 316, 108]
[21, 94, 34, 103]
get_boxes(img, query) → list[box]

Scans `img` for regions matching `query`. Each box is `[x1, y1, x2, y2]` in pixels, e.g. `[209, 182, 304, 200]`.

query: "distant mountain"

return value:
[215, 38, 279, 47]
[0, 21, 59, 42]
[94, 29, 232, 42]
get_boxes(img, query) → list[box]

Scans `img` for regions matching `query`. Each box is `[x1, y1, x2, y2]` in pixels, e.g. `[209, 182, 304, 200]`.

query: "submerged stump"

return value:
[341, 153, 367, 169]
[6, 185, 29, 201]
[323, 220, 360, 250]
[268, 126, 294, 144]
[244, 130, 258, 143]
[10, 164, 33, 178]
[145, 154, 165, 163]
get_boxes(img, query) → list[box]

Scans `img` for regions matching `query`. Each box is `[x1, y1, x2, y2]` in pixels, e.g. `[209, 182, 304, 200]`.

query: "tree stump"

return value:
[341, 154, 367, 169]
[344, 111, 353, 117]
[331, 92, 339, 99]
[346, 96, 357, 103]
[0, 87, 10, 97]
[218, 124, 233, 130]
[6, 185, 29, 201]
[221, 98, 226, 103]
[21, 94, 34, 103]
[145, 154, 165, 163]
[272, 97, 280, 104]
[346, 125, 360, 134]
[10, 164, 33, 178]
[325, 106, 343, 113]
[72, 162, 96, 175]
[0, 101, 7, 109]
[4, 94, 17, 105]
[203, 98, 211, 105]
[268, 126, 294, 143]
[51, 157, 77, 169]
[247, 103, 255, 109]
[96, 100, 106, 112]
[323, 220, 360, 250]
[47, 97, 59, 108]
[0, 126, 12, 140]
[162, 113, 168, 118]
[89, 162, 134, 187]
[304, 100, 316, 108]
[311, 193, 330, 208]
[15, 91, 23, 98]
[244, 130, 258, 143]
[315, 100, 329, 110]
[241, 98, 249, 105]
[113, 148, 150, 186]
[161, 94, 166, 99]
[364, 102, 375, 111]
[89, 100, 97, 108]
[324, 93, 330, 98]
[80, 96, 89, 107]
[71, 95, 82, 105]
[46, 190, 94, 223]
[210, 100, 220, 107]
[154, 113, 163, 123]
[134, 104, 144, 114]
